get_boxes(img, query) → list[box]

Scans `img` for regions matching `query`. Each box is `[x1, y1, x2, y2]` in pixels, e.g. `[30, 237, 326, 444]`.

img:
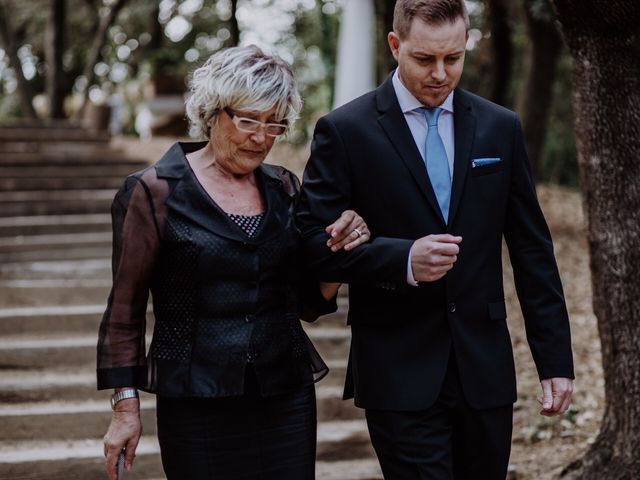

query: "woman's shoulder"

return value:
[115, 165, 170, 208]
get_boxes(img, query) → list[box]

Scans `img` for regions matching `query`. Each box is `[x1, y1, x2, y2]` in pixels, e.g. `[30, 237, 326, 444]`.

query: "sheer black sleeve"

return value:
[279, 169, 339, 323]
[96, 169, 168, 390]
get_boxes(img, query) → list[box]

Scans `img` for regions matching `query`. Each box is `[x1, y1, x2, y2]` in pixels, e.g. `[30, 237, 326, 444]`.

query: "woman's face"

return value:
[209, 106, 281, 175]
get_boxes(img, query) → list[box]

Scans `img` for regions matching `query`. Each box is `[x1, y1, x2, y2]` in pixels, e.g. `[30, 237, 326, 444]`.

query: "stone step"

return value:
[0, 127, 110, 143]
[0, 118, 84, 129]
[0, 258, 111, 281]
[0, 232, 111, 254]
[0, 360, 348, 404]
[0, 164, 139, 178]
[0, 176, 125, 192]
[0, 300, 349, 335]
[0, 150, 148, 166]
[0, 282, 108, 309]
[0, 329, 351, 370]
[0, 214, 111, 237]
[0, 246, 112, 263]
[0, 439, 380, 480]
[0, 189, 115, 203]
[0, 189, 114, 217]
[0, 381, 357, 441]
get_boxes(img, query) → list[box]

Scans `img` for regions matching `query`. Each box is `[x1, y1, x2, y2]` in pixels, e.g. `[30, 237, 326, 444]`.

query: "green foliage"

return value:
[288, 0, 340, 144]
[539, 52, 578, 187]
[460, 0, 577, 187]
[0, 0, 578, 186]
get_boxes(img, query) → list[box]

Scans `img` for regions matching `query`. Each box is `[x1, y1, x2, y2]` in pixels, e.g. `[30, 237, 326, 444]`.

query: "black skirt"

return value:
[156, 367, 317, 480]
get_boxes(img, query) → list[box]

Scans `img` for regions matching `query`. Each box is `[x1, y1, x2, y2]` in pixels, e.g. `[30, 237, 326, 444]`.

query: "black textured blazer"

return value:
[97, 142, 333, 397]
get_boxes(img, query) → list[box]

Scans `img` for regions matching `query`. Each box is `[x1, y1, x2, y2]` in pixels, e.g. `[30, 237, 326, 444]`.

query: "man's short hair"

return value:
[393, 0, 470, 39]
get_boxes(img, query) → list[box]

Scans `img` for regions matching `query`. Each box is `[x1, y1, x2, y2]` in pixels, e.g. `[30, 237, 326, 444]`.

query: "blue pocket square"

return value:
[471, 157, 501, 168]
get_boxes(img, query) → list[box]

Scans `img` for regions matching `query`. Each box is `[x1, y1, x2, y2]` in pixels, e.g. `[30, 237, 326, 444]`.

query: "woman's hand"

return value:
[325, 210, 370, 252]
[103, 398, 142, 480]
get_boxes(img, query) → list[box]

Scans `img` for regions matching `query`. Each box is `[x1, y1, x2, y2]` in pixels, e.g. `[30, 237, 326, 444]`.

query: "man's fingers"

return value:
[428, 234, 462, 244]
[559, 393, 573, 414]
[541, 380, 553, 410]
[539, 378, 573, 416]
[430, 254, 457, 266]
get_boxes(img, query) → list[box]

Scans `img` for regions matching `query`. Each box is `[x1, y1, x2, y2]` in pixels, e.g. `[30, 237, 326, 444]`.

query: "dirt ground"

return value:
[122, 138, 604, 480]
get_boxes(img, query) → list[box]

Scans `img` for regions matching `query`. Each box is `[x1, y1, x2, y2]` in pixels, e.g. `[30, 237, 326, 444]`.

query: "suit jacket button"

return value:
[448, 302, 456, 313]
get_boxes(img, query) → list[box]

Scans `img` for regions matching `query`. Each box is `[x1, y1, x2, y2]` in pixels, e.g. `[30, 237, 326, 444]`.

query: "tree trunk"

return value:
[374, 0, 396, 83]
[0, 0, 37, 118]
[228, 0, 239, 47]
[516, 0, 562, 176]
[551, 1, 640, 478]
[317, 1, 336, 108]
[45, 0, 66, 118]
[484, 0, 513, 107]
[74, 0, 128, 119]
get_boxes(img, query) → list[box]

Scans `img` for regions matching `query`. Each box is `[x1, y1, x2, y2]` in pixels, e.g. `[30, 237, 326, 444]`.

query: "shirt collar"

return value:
[392, 68, 454, 114]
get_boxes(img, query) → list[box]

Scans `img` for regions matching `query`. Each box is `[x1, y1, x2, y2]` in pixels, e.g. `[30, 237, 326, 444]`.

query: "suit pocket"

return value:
[471, 161, 503, 177]
[487, 301, 507, 321]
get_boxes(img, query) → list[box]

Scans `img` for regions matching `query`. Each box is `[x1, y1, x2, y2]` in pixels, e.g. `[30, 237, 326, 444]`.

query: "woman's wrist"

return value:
[113, 397, 140, 413]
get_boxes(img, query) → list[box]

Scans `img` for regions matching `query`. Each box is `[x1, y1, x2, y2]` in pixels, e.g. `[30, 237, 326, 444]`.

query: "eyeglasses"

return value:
[223, 108, 288, 137]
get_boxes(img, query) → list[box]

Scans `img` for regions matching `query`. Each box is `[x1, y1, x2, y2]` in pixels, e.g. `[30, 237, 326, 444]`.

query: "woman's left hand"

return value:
[325, 210, 370, 252]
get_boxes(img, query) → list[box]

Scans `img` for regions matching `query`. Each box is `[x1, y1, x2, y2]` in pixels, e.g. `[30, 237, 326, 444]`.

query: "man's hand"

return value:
[539, 377, 574, 416]
[410, 234, 462, 282]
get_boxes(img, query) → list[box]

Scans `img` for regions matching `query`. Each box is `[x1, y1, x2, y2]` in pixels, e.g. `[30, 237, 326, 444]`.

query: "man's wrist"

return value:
[406, 244, 419, 286]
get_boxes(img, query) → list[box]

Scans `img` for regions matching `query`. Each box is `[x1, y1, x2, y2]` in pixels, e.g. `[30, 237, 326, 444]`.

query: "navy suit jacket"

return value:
[296, 76, 574, 411]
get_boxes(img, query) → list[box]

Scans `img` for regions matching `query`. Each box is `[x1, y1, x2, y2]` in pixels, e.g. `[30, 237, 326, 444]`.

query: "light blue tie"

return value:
[421, 107, 451, 222]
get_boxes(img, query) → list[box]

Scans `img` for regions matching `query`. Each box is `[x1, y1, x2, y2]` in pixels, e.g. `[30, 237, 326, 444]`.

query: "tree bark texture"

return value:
[75, 0, 128, 119]
[484, 0, 513, 107]
[45, 0, 66, 118]
[374, 0, 396, 82]
[552, 1, 640, 478]
[0, 0, 37, 118]
[517, 0, 562, 175]
[228, 0, 240, 47]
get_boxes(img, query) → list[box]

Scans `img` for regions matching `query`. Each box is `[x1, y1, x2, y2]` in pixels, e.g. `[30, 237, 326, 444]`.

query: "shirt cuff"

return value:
[406, 246, 419, 286]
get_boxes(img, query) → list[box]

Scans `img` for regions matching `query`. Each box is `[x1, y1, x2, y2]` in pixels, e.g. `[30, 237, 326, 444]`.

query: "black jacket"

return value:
[297, 80, 574, 411]
[97, 142, 333, 397]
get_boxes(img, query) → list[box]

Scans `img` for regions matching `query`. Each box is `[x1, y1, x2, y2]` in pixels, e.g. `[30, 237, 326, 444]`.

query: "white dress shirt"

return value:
[391, 69, 456, 286]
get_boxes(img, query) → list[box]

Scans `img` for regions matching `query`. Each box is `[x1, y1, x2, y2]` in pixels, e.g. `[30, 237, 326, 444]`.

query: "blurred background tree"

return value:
[0, 0, 578, 186]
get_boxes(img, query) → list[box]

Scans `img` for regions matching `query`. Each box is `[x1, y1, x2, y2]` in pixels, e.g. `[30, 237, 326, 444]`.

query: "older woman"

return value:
[97, 45, 370, 480]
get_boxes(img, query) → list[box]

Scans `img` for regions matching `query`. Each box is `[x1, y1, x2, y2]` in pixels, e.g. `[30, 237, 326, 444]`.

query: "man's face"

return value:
[388, 17, 468, 108]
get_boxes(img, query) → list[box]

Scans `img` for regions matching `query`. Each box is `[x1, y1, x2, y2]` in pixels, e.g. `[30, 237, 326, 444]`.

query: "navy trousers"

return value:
[365, 355, 513, 480]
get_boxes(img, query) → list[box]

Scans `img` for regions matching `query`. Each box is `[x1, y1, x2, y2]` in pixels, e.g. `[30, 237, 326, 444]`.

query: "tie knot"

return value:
[420, 107, 442, 127]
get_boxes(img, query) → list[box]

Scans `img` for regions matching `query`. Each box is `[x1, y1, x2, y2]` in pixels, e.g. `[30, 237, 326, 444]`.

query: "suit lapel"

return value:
[448, 89, 475, 227]
[376, 77, 445, 224]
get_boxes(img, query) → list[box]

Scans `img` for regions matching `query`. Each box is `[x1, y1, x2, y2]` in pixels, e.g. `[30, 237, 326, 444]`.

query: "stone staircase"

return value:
[0, 124, 382, 479]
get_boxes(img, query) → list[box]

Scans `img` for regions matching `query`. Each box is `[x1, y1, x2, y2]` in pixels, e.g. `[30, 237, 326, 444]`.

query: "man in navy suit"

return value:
[296, 0, 574, 478]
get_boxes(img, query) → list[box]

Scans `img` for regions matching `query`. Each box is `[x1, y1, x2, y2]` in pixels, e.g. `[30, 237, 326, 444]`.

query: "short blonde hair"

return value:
[394, 0, 469, 40]
[185, 45, 302, 138]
